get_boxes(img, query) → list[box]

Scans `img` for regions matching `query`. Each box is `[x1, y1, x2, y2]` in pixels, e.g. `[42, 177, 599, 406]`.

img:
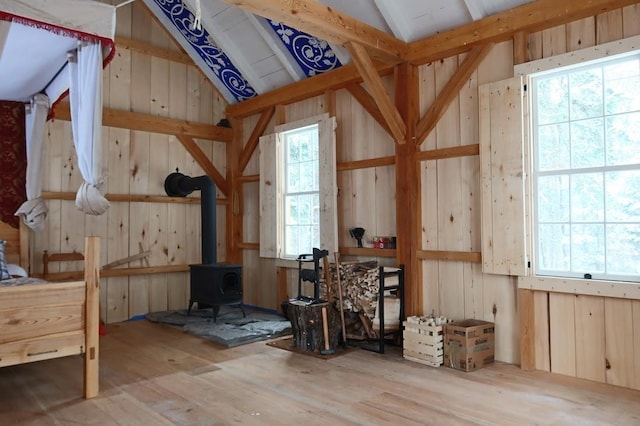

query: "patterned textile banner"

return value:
[0, 101, 26, 228]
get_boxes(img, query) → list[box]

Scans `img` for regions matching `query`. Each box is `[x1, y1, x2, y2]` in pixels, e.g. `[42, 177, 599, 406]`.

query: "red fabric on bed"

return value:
[0, 101, 26, 229]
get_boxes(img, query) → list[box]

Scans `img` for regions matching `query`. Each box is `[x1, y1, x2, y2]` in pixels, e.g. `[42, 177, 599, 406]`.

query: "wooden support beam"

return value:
[347, 41, 406, 143]
[405, 0, 638, 64]
[346, 83, 391, 136]
[116, 36, 192, 65]
[416, 44, 494, 146]
[54, 102, 233, 142]
[394, 62, 421, 316]
[218, 0, 406, 62]
[238, 174, 259, 183]
[415, 144, 480, 162]
[338, 247, 397, 258]
[416, 250, 482, 263]
[35, 264, 190, 281]
[227, 118, 245, 265]
[102, 251, 152, 270]
[238, 107, 275, 173]
[337, 156, 395, 172]
[237, 242, 259, 250]
[175, 134, 229, 195]
[226, 62, 396, 118]
[40, 191, 230, 205]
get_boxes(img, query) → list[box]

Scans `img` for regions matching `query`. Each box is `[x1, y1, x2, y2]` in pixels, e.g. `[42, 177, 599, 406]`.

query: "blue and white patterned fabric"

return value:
[151, 0, 256, 102]
[268, 20, 342, 77]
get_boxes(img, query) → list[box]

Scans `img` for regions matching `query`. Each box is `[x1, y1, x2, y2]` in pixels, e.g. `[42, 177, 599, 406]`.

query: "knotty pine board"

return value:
[574, 295, 605, 382]
[533, 291, 551, 372]
[549, 292, 577, 377]
[604, 298, 634, 389]
[597, 9, 624, 44]
[623, 4, 640, 36]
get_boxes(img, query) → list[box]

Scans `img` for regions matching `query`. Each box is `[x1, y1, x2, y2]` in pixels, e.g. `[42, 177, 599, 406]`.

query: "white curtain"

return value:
[69, 42, 110, 215]
[14, 94, 50, 231]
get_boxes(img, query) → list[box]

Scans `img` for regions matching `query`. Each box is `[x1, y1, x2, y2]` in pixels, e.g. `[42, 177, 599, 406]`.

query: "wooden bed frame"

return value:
[0, 220, 100, 399]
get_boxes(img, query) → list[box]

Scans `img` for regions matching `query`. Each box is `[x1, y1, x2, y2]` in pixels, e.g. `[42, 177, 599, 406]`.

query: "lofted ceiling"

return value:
[142, 0, 536, 105]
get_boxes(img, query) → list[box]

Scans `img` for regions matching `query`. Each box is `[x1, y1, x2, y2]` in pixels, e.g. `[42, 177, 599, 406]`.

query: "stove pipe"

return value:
[164, 171, 216, 265]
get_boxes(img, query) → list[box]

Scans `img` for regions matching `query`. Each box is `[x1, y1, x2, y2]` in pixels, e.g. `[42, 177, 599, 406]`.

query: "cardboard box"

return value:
[443, 319, 495, 372]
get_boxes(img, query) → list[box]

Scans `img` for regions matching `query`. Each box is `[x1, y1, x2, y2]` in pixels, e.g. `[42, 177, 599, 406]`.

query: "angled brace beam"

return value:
[416, 43, 494, 147]
[238, 107, 275, 173]
[176, 134, 229, 196]
[346, 83, 391, 137]
[346, 41, 406, 143]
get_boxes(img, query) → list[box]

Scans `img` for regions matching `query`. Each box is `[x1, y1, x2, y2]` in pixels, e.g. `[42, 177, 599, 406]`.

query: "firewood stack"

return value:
[319, 260, 382, 340]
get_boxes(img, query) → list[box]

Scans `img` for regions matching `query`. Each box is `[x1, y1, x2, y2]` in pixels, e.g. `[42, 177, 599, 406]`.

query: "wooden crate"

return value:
[402, 319, 444, 367]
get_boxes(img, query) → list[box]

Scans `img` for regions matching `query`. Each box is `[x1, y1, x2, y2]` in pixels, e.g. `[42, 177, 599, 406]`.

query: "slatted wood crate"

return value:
[402, 317, 444, 367]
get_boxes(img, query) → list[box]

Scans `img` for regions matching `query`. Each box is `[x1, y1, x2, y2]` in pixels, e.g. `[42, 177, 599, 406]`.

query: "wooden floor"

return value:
[1, 320, 639, 425]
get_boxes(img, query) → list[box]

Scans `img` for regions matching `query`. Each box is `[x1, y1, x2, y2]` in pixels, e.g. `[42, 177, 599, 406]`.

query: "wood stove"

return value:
[188, 264, 243, 321]
[164, 171, 244, 321]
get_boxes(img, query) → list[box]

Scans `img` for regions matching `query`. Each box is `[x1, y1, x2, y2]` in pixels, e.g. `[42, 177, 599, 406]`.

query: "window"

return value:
[259, 114, 337, 260]
[531, 53, 640, 281]
[282, 124, 320, 257]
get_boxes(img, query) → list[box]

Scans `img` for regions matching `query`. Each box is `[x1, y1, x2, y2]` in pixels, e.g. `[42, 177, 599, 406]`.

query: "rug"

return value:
[145, 306, 291, 347]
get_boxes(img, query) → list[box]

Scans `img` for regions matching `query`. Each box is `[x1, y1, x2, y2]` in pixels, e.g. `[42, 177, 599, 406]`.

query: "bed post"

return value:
[18, 220, 29, 274]
[84, 236, 100, 399]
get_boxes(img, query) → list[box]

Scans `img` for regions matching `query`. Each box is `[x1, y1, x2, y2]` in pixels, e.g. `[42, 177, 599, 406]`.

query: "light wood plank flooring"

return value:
[1, 319, 639, 425]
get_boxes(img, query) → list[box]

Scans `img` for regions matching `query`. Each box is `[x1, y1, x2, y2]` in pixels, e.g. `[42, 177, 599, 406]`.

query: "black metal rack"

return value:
[362, 265, 405, 354]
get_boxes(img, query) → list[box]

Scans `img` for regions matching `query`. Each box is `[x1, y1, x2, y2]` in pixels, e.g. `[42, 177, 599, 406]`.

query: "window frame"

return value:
[259, 113, 338, 262]
[507, 35, 640, 294]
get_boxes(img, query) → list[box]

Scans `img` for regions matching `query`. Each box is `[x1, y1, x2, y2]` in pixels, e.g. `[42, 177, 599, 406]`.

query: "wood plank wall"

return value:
[36, 0, 640, 387]
[35, 1, 229, 324]
[239, 4, 640, 374]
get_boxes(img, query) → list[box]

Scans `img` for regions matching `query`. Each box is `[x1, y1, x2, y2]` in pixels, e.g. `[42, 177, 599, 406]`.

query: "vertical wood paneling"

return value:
[566, 18, 596, 51]
[549, 293, 576, 376]
[105, 4, 132, 323]
[633, 300, 640, 390]
[604, 298, 634, 388]
[128, 2, 152, 317]
[542, 25, 567, 58]
[622, 5, 640, 36]
[574, 295, 605, 382]
[597, 10, 624, 44]
[533, 291, 550, 371]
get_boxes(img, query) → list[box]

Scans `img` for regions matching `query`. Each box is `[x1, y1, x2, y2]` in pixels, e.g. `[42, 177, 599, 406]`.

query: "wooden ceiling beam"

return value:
[217, 0, 406, 62]
[416, 43, 494, 146]
[54, 102, 233, 142]
[115, 36, 192, 65]
[346, 41, 405, 143]
[176, 134, 229, 196]
[226, 62, 396, 118]
[406, 0, 639, 64]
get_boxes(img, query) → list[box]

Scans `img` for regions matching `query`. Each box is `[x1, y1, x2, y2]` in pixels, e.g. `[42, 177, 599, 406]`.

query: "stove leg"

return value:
[187, 300, 194, 316]
[239, 304, 246, 318]
[212, 305, 220, 322]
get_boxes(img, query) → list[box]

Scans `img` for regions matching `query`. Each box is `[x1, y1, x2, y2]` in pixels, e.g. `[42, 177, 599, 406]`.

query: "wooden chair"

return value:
[42, 250, 84, 280]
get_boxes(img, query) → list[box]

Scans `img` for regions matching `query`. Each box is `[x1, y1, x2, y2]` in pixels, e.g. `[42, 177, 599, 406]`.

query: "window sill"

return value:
[518, 275, 640, 300]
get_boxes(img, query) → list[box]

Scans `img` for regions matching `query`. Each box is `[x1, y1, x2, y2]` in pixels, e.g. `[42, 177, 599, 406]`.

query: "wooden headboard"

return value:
[0, 220, 29, 272]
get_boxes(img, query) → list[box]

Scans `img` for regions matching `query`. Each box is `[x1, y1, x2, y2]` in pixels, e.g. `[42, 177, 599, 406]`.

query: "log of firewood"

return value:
[287, 301, 341, 352]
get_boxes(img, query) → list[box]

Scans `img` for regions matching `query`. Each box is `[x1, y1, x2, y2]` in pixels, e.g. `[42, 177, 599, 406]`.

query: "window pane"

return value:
[606, 112, 640, 166]
[538, 224, 570, 272]
[538, 123, 570, 171]
[606, 224, 640, 276]
[285, 225, 300, 257]
[571, 224, 604, 274]
[569, 68, 603, 120]
[299, 160, 317, 191]
[571, 173, 604, 222]
[537, 75, 569, 125]
[533, 54, 640, 281]
[604, 59, 640, 115]
[606, 170, 640, 222]
[571, 118, 604, 169]
[537, 175, 569, 222]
